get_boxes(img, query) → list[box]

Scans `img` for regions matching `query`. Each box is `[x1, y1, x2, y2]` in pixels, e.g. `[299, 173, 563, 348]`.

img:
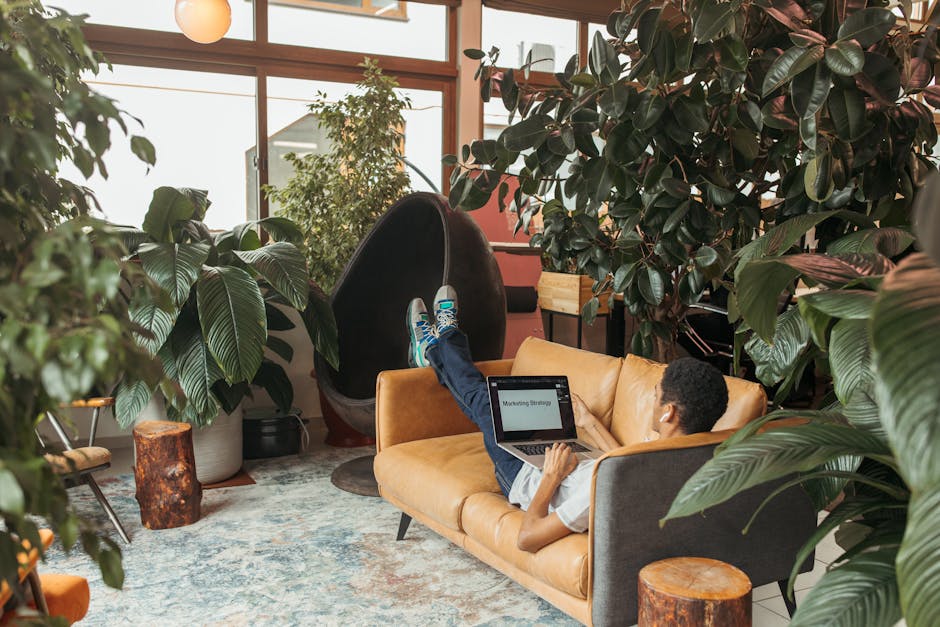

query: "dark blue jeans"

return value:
[427, 329, 523, 496]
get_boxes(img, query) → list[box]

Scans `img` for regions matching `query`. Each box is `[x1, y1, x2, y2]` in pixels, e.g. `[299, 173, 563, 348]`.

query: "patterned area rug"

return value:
[44, 429, 576, 626]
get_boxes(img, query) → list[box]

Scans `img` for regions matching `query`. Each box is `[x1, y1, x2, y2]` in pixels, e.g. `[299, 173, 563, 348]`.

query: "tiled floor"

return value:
[102, 442, 835, 625]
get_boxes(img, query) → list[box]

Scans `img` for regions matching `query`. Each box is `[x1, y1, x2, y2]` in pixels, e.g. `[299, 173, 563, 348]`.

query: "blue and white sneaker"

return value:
[434, 285, 459, 336]
[407, 298, 437, 368]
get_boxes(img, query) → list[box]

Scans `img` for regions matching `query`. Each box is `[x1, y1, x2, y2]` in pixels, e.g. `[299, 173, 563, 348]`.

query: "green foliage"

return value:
[0, 0, 154, 266]
[115, 187, 340, 427]
[454, 0, 938, 359]
[663, 172, 940, 626]
[0, 0, 158, 607]
[265, 59, 412, 292]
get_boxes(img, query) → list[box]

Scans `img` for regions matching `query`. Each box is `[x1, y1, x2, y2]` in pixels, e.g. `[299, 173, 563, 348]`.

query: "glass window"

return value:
[59, 65, 257, 230]
[260, 76, 442, 219]
[481, 7, 577, 74]
[48, 0, 255, 40]
[268, 1, 447, 60]
[271, 0, 407, 19]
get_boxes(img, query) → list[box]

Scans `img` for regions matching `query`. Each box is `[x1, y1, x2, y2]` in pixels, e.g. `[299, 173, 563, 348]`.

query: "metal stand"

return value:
[330, 455, 379, 497]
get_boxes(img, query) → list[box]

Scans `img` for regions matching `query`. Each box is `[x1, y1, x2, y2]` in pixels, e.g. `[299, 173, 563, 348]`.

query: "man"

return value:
[408, 285, 729, 553]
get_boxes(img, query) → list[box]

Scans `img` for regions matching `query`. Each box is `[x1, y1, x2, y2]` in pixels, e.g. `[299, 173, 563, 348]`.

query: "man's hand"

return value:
[572, 394, 594, 429]
[571, 393, 621, 453]
[542, 442, 577, 482]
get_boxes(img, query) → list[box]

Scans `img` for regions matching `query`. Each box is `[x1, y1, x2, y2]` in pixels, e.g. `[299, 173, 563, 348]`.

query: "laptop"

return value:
[487, 375, 604, 469]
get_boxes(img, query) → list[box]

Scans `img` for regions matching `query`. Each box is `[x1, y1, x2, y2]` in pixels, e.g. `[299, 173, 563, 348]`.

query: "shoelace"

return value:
[415, 318, 436, 342]
[436, 303, 458, 330]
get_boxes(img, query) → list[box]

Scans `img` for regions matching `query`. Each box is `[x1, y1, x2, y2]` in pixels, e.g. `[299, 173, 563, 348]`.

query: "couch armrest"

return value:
[375, 358, 514, 452]
[587, 422, 816, 627]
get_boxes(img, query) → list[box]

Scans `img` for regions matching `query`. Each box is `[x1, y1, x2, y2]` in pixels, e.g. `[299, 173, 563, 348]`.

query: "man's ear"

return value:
[659, 403, 679, 424]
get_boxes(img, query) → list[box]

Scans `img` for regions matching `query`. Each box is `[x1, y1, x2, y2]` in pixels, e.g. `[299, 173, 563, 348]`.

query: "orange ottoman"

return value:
[37, 574, 89, 625]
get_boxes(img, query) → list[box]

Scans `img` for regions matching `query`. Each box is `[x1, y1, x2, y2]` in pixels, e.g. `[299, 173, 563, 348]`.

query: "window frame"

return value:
[270, 0, 408, 21]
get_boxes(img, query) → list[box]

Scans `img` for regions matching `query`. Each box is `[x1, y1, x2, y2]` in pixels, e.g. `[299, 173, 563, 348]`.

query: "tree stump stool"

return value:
[133, 421, 202, 529]
[638, 557, 752, 627]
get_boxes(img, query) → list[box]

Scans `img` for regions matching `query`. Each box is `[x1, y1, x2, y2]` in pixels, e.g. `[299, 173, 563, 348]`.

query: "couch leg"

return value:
[777, 579, 797, 617]
[396, 513, 412, 541]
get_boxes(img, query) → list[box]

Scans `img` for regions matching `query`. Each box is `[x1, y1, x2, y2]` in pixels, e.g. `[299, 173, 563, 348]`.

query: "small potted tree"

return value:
[264, 58, 411, 444]
[114, 186, 338, 483]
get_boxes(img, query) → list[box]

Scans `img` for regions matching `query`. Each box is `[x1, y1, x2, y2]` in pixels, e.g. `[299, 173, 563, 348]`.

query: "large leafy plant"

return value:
[0, 0, 157, 604]
[265, 58, 412, 292]
[114, 187, 339, 427]
[452, 0, 938, 360]
[661, 176, 940, 627]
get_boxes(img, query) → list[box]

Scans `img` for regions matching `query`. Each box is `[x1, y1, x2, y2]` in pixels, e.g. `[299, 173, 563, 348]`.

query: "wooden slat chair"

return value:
[41, 398, 130, 544]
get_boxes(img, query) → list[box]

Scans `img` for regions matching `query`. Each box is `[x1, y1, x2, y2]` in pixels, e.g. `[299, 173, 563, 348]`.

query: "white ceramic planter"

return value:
[191, 406, 243, 484]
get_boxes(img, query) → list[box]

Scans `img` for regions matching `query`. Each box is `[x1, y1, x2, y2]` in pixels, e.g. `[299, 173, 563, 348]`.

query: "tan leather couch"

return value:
[374, 338, 816, 625]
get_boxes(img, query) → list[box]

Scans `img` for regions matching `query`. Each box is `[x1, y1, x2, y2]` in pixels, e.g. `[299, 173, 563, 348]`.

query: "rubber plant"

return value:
[661, 173, 940, 627]
[0, 0, 159, 604]
[451, 0, 938, 361]
[113, 187, 339, 428]
[264, 58, 412, 292]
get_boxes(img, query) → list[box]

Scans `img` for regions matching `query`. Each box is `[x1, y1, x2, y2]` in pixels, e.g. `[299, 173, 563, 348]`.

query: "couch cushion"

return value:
[511, 337, 623, 442]
[374, 432, 500, 532]
[610, 354, 768, 446]
[462, 492, 589, 599]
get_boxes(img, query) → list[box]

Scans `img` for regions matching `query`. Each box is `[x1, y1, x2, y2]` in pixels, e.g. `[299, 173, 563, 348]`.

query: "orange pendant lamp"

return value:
[174, 0, 232, 44]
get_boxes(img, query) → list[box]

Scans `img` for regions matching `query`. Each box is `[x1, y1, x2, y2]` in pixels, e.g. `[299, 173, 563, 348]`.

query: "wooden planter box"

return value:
[537, 271, 611, 316]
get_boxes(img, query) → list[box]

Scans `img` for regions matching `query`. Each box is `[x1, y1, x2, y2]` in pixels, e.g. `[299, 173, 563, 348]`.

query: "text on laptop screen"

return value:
[496, 388, 563, 432]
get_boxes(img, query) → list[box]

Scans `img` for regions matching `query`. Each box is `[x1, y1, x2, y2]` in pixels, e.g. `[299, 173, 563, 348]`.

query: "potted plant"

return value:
[113, 186, 338, 483]
[663, 173, 940, 626]
[452, 0, 938, 361]
[264, 58, 412, 293]
[0, 0, 161, 594]
[264, 58, 411, 444]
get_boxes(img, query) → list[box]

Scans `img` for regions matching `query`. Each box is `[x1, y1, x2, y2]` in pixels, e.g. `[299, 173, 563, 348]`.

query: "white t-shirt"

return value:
[507, 459, 596, 533]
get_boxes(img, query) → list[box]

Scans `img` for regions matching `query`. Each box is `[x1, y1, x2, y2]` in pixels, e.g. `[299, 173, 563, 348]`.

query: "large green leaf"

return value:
[233, 242, 309, 310]
[196, 266, 267, 383]
[113, 377, 153, 429]
[694, 0, 736, 42]
[171, 312, 223, 427]
[801, 454, 864, 512]
[138, 242, 210, 307]
[500, 115, 553, 151]
[791, 62, 832, 117]
[129, 295, 176, 355]
[257, 216, 304, 245]
[762, 45, 825, 97]
[790, 549, 901, 627]
[141, 187, 198, 242]
[589, 30, 621, 84]
[827, 227, 914, 257]
[736, 259, 800, 341]
[837, 7, 896, 47]
[871, 253, 940, 491]
[913, 172, 940, 267]
[825, 40, 865, 76]
[828, 86, 868, 141]
[252, 360, 293, 412]
[843, 391, 886, 440]
[830, 318, 873, 404]
[302, 283, 339, 370]
[734, 210, 872, 275]
[896, 487, 940, 627]
[663, 422, 892, 521]
[745, 307, 811, 385]
[798, 289, 875, 320]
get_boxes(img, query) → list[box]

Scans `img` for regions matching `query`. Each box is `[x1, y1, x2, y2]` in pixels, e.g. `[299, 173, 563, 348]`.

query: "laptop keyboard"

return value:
[516, 442, 590, 455]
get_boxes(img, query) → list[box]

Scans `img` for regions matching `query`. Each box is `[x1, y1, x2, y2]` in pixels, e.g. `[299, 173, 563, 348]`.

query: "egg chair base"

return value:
[330, 455, 379, 497]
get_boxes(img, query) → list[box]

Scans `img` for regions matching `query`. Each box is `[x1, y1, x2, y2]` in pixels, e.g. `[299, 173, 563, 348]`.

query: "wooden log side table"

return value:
[638, 557, 752, 627]
[132, 421, 202, 529]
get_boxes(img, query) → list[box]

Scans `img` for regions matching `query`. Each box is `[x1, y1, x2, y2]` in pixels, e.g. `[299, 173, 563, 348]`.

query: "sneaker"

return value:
[407, 298, 437, 368]
[434, 285, 459, 335]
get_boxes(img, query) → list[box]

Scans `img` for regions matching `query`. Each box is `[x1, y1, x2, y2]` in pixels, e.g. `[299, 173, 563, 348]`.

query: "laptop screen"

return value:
[487, 376, 576, 442]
